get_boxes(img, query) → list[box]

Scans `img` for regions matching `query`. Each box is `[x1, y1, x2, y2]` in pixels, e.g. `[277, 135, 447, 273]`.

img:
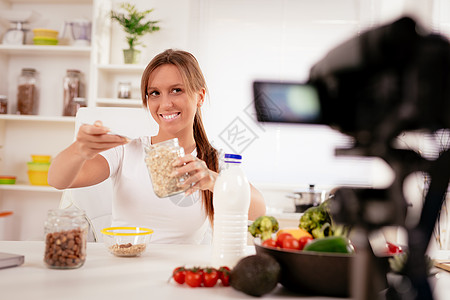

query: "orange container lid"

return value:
[0, 211, 13, 217]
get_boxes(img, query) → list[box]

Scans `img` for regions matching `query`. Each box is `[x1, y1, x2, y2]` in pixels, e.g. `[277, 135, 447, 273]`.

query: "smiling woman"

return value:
[144, 64, 200, 143]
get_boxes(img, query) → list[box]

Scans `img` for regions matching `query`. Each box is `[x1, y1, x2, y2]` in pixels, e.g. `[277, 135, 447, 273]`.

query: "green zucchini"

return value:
[303, 236, 354, 254]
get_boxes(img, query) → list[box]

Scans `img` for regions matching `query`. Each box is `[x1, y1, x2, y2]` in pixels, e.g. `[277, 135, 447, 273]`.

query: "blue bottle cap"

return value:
[224, 153, 242, 164]
[224, 154, 242, 160]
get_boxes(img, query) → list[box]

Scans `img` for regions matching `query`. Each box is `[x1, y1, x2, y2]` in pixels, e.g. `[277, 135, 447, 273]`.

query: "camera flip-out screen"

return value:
[253, 81, 321, 124]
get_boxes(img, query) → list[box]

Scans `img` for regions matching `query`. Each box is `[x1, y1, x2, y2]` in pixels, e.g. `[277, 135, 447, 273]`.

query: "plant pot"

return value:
[123, 48, 141, 64]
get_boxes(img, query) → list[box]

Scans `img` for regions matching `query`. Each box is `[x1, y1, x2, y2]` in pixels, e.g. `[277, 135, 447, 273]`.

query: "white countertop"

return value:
[0, 241, 311, 300]
[1, 241, 449, 300]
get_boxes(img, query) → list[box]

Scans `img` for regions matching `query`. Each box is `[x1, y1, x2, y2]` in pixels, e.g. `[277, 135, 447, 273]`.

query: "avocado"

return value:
[230, 254, 281, 297]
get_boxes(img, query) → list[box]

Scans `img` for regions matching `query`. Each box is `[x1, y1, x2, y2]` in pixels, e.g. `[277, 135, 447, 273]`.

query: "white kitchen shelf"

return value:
[0, 45, 91, 56]
[0, 183, 62, 193]
[97, 64, 146, 73]
[96, 98, 142, 107]
[0, 114, 75, 123]
[95, 64, 144, 106]
[4, 0, 91, 5]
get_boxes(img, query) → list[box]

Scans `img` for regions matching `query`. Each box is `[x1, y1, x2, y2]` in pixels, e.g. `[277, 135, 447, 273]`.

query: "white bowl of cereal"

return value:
[100, 227, 154, 257]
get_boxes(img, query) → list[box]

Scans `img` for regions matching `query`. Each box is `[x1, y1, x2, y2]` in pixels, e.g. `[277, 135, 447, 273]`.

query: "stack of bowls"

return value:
[32, 28, 59, 45]
[0, 176, 16, 185]
[27, 155, 51, 185]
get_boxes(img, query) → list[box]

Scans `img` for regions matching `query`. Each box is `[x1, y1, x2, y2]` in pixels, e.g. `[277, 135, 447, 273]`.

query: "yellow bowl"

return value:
[101, 227, 154, 257]
[31, 155, 51, 163]
[28, 170, 49, 186]
[32, 28, 59, 39]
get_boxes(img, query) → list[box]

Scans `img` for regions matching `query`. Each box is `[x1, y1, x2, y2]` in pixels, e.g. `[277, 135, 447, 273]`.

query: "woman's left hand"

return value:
[172, 154, 217, 195]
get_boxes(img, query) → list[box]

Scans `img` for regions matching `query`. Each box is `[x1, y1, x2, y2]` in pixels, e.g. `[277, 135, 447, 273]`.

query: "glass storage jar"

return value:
[17, 68, 38, 115]
[44, 208, 88, 269]
[117, 81, 131, 99]
[63, 69, 84, 116]
[73, 97, 87, 115]
[0, 95, 7, 114]
[144, 138, 189, 198]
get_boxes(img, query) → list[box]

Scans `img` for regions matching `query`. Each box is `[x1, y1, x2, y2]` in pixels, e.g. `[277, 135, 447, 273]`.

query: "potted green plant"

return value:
[111, 3, 160, 64]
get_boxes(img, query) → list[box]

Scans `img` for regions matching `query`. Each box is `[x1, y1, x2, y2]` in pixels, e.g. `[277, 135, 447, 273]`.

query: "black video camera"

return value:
[254, 17, 450, 300]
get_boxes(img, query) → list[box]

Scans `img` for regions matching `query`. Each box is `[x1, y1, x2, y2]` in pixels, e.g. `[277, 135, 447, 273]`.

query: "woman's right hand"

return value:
[75, 120, 129, 160]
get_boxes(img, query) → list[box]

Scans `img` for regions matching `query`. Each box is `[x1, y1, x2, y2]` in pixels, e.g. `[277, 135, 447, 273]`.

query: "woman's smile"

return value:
[160, 112, 181, 121]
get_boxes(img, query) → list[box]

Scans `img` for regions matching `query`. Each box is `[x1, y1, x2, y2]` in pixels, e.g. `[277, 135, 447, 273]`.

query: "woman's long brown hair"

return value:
[141, 49, 218, 224]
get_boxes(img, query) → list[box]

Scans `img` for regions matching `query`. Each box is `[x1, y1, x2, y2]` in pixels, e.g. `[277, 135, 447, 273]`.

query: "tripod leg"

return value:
[351, 227, 388, 300]
[405, 151, 450, 300]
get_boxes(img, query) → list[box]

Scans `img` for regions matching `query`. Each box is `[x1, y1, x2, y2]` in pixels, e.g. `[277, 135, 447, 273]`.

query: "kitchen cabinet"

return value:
[0, 0, 95, 168]
[0, 0, 96, 240]
[0, 0, 193, 240]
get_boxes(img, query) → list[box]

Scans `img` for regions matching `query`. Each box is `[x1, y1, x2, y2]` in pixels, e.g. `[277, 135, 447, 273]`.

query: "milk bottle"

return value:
[211, 154, 251, 267]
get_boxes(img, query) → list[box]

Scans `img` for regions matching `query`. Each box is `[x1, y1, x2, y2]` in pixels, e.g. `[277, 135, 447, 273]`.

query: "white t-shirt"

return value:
[100, 137, 210, 244]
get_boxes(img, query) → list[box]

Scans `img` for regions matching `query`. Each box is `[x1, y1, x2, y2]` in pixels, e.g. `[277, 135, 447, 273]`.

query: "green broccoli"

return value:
[248, 216, 279, 241]
[299, 200, 332, 239]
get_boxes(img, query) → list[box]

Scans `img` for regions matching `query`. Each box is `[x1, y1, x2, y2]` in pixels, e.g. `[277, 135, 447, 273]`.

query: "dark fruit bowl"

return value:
[255, 240, 354, 297]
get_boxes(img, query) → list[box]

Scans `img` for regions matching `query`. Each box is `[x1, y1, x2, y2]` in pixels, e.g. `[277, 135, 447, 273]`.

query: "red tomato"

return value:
[172, 266, 186, 284]
[281, 236, 301, 250]
[276, 232, 293, 248]
[386, 242, 403, 255]
[298, 236, 314, 250]
[262, 238, 278, 248]
[185, 268, 203, 287]
[218, 266, 231, 286]
[202, 267, 219, 287]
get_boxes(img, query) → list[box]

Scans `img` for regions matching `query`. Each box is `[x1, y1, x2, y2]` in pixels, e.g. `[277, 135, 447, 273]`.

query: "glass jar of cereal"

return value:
[144, 138, 189, 198]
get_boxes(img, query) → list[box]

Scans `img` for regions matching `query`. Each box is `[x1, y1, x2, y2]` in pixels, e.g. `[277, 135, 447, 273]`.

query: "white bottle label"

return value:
[213, 166, 250, 213]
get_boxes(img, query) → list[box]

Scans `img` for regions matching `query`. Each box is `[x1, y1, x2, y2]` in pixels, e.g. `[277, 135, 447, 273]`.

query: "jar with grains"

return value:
[144, 138, 189, 198]
[17, 68, 38, 115]
[0, 95, 7, 114]
[44, 208, 88, 269]
[63, 69, 84, 116]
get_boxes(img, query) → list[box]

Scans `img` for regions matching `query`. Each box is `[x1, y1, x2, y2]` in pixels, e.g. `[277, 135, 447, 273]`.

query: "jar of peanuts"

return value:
[44, 208, 88, 269]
